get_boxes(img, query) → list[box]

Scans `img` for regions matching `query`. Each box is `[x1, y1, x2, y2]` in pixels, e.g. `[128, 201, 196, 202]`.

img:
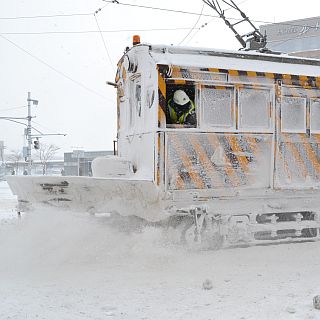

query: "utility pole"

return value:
[27, 92, 32, 174]
[0, 92, 66, 176]
[26, 92, 38, 175]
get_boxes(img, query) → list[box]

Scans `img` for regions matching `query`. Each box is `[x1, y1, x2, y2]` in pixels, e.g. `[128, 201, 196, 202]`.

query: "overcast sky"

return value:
[1, 0, 319, 155]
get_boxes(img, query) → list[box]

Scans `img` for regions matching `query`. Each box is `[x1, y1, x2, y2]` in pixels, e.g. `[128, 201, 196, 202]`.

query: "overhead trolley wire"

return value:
[178, 3, 205, 45]
[94, 15, 115, 71]
[32, 120, 63, 136]
[181, 0, 249, 45]
[93, 3, 115, 72]
[0, 106, 27, 113]
[0, 33, 112, 102]
[0, 1, 318, 31]
[101, 0, 320, 30]
[101, 0, 230, 18]
[3, 118, 45, 135]
[177, 1, 249, 46]
[0, 12, 92, 20]
[0, 27, 198, 35]
[184, 21, 211, 45]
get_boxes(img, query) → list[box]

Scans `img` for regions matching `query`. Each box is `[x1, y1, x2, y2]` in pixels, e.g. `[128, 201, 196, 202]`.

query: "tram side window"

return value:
[166, 84, 196, 128]
[200, 86, 234, 129]
[135, 82, 142, 117]
[128, 76, 142, 130]
[238, 88, 271, 131]
[310, 99, 320, 133]
[281, 96, 306, 133]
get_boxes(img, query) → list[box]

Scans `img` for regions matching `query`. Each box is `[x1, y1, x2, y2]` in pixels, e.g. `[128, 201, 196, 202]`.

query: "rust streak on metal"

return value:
[206, 134, 239, 187]
[189, 135, 224, 188]
[298, 133, 320, 177]
[170, 135, 205, 189]
[282, 133, 309, 179]
[227, 135, 250, 172]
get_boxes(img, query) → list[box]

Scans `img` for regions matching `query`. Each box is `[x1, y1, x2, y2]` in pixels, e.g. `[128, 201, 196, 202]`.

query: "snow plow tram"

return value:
[7, 40, 320, 248]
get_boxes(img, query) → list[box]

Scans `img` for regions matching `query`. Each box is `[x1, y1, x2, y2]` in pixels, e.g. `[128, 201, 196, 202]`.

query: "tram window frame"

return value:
[281, 96, 307, 133]
[165, 83, 197, 129]
[238, 87, 272, 132]
[128, 74, 142, 132]
[310, 98, 320, 134]
[199, 85, 235, 131]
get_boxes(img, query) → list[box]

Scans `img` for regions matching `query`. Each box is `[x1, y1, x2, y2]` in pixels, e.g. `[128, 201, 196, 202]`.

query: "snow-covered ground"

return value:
[1, 181, 320, 319]
[0, 180, 19, 224]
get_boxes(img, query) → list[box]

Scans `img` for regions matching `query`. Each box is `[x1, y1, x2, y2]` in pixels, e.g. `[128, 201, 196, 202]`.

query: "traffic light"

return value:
[34, 140, 39, 150]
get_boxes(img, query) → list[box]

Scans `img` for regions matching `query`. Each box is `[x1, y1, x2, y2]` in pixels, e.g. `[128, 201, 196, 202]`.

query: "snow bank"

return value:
[0, 181, 18, 224]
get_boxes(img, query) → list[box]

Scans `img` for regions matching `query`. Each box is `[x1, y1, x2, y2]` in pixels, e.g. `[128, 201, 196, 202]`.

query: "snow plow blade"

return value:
[6, 176, 163, 222]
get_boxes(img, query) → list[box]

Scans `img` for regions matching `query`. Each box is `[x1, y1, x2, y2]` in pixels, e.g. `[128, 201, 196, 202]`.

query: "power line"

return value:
[0, 33, 112, 102]
[0, 1, 317, 32]
[0, 12, 92, 20]
[178, 3, 205, 45]
[184, 0, 249, 45]
[94, 15, 115, 69]
[185, 21, 211, 45]
[0, 106, 27, 112]
[1, 118, 28, 127]
[94, 5, 115, 72]
[32, 120, 61, 135]
[225, 0, 250, 10]
[0, 27, 199, 35]
[102, 0, 320, 30]
[94, 1, 112, 15]
[1, 118, 44, 135]
[102, 0, 230, 19]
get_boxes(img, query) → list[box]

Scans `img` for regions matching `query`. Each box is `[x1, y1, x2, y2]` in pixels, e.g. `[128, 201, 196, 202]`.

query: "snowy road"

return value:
[1, 181, 320, 319]
[0, 181, 18, 224]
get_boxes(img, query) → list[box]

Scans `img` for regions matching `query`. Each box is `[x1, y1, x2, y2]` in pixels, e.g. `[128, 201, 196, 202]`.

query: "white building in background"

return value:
[260, 16, 320, 58]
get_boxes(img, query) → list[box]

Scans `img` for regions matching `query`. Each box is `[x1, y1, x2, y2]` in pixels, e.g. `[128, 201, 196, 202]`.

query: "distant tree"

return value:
[7, 150, 23, 174]
[36, 143, 60, 175]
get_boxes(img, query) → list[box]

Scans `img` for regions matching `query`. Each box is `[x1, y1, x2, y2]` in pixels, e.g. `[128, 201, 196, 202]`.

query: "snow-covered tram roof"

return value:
[137, 44, 320, 77]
